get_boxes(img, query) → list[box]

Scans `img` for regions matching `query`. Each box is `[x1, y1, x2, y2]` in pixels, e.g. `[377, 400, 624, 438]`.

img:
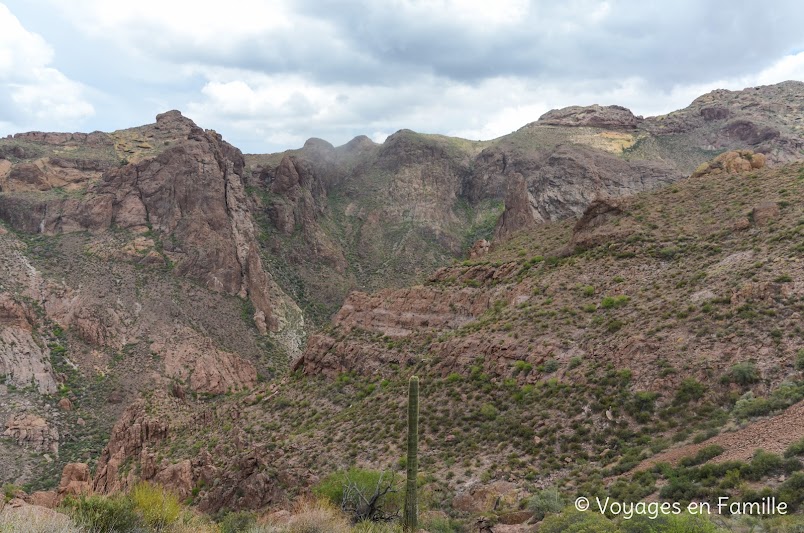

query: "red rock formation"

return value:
[3, 414, 58, 453]
[58, 463, 93, 498]
[93, 400, 169, 494]
[538, 104, 642, 129]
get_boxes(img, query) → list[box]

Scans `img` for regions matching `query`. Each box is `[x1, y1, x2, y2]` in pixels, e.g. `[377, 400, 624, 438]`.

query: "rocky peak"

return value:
[341, 135, 376, 153]
[537, 104, 642, 129]
[302, 137, 335, 151]
[154, 109, 198, 134]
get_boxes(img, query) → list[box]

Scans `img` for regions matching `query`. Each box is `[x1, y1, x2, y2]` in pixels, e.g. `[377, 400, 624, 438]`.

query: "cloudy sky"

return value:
[1, 1, 803, 153]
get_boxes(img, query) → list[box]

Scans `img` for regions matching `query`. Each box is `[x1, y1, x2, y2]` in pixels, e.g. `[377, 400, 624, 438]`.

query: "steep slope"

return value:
[245, 81, 803, 320]
[0, 113, 303, 490]
[79, 158, 804, 521]
[1, 81, 802, 520]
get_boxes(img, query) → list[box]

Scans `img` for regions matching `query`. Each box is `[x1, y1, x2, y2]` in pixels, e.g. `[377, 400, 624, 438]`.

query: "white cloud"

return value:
[0, 3, 94, 131]
[1, 1, 803, 151]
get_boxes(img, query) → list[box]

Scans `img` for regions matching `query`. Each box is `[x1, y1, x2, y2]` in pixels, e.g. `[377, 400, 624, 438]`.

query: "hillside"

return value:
[0, 81, 803, 530]
[43, 156, 803, 527]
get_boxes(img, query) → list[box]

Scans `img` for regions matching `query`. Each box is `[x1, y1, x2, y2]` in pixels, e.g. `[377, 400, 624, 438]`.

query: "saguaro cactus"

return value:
[403, 375, 419, 531]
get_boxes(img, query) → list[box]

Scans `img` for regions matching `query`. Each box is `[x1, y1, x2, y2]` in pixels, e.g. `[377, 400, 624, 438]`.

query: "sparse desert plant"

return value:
[272, 499, 351, 533]
[721, 362, 760, 386]
[131, 481, 182, 529]
[538, 508, 617, 532]
[600, 295, 629, 309]
[61, 493, 141, 532]
[674, 378, 705, 404]
[527, 487, 565, 521]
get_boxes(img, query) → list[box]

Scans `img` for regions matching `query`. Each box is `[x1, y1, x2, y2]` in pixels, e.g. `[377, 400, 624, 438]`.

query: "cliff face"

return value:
[296, 158, 803, 394]
[0, 111, 299, 338]
[0, 113, 303, 491]
[249, 82, 804, 296]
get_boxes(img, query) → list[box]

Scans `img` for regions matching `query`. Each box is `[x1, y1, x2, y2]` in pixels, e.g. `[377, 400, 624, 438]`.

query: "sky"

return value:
[1, 1, 803, 154]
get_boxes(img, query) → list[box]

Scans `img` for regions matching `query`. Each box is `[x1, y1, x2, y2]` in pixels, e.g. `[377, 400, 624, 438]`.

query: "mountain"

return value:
[0, 81, 803, 529]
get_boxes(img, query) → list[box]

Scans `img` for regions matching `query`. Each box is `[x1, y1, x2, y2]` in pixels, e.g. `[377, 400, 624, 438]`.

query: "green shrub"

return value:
[61, 494, 141, 532]
[673, 378, 705, 405]
[679, 445, 724, 467]
[619, 512, 725, 532]
[313, 468, 402, 521]
[542, 359, 560, 373]
[219, 510, 256, 532]
[777, 472, 804, 511]
[131, 481, 182, 529]
[527, 488, 565, 521]
[479, 403, 499, 420]
[746, 450, 784, 481]
[538, 509, 618, 532]
[601, 295, 630, 309]
[721, 362, 760, 386]
[627, 391, 659, 423]
[797, 349, 804, 371]
[733, 392, 772, 418]
[785, 437, 804, 458]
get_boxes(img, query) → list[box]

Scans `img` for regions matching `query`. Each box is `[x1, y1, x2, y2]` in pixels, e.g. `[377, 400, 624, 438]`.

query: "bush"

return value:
[777, 472, 804, 512]
[601, 295, 629, 309]
[220, 510, 257, 532]
[538, 509, 618, 532]
[679, 445, 724, 467]
[673, 378, 705, 404]
[282, 499, 351, 533]
[785, 437, 804, 458]
[61, 493, 141, 532]
[797, 349, 804, 371]
[527, 487, 565, 521]
[619, 512, 724, 532]
[542, 359, 560, 373]
[733, 392, 772, 418]
[746, 450, 784, 481]
[131, 482, 182, 529]
[721, 362, 760, 386]
[479, 403, 499, 419]
[313, 469, 402, 522]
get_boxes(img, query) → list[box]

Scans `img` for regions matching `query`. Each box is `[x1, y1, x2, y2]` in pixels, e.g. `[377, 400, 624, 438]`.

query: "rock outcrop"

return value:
[492, 144, 679, 238]
[93, 400, 169, 494]
[0, 112, 302, 341]
[3, 414, 59, 453]
[58, 463, 93, 498]
[0, 294, 57, 394]
[538, 104, 642, 129]
[691, 150, 766, 178]
[153, 327, 257, 394]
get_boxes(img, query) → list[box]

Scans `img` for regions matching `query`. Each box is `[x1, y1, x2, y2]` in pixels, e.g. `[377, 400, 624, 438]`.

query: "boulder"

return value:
[58, 463, 93, 498]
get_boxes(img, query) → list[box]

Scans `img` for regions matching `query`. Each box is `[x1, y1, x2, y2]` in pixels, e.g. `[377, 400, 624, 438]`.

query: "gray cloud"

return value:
[1, 0, 803, 152]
